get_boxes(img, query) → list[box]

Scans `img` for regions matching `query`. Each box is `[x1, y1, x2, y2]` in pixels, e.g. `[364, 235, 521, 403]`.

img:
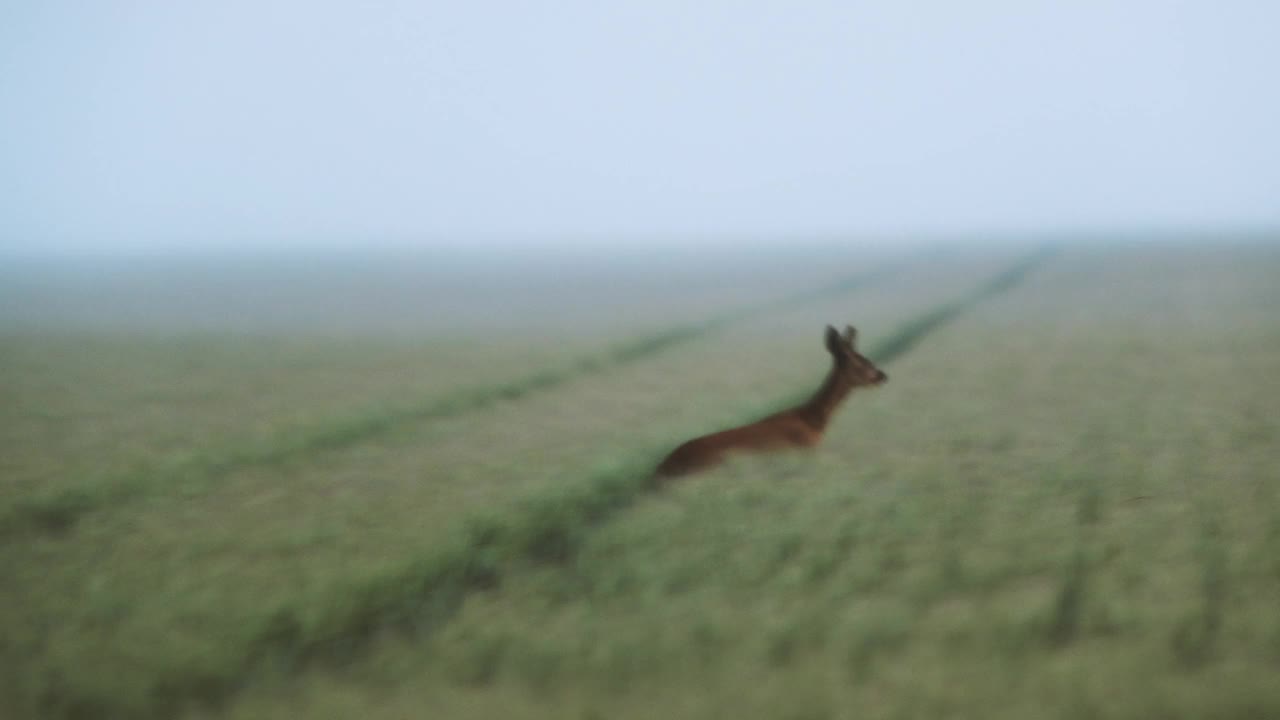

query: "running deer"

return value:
[654, 324, 886, 480]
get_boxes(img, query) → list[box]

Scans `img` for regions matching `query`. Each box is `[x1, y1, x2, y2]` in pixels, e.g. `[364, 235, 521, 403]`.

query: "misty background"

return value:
[2, 2, 1277, 335]
[3, 0, 1278, 257]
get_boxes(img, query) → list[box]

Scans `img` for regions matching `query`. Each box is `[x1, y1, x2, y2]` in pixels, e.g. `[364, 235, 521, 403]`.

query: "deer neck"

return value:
[797, 361, 854, 432]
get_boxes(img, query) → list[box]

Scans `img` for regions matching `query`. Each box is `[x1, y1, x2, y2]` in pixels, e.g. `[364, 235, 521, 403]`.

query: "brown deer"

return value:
[654, 324, 886, 480]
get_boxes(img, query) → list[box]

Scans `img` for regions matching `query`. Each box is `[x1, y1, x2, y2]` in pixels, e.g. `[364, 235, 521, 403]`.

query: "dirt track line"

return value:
[66, 247, 1055, 720]
[0, 258, 911, 541]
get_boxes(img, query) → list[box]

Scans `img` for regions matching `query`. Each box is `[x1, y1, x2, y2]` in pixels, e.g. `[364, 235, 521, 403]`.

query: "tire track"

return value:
[0, 257, 911, 540]
[53, 247, 1054, 720]
[872, 245, 1056, 363]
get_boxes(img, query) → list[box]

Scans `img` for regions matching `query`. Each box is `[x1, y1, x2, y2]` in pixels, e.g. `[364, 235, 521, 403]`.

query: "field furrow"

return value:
[204, 244, 1280, 720]
[0, 250, 1043, 719]
[5, 244, 1277, 720]
[0, 253, 912, 538]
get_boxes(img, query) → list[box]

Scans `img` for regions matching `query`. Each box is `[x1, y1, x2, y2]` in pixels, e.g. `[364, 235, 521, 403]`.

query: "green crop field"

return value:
[2, 241, 1277, 720]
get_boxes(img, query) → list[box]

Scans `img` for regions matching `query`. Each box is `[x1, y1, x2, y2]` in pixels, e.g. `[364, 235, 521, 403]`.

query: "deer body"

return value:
[655, 325, 886, 480]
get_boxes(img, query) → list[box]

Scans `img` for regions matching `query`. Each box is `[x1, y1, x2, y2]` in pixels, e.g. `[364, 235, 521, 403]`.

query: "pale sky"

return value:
[2, 1, 1277, 253]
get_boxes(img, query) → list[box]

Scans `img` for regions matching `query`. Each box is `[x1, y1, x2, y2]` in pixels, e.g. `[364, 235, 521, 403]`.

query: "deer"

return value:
[654, 324, 887, 481]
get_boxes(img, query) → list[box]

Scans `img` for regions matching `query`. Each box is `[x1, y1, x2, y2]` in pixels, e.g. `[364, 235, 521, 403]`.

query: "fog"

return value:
[2, 1, 1278, 256]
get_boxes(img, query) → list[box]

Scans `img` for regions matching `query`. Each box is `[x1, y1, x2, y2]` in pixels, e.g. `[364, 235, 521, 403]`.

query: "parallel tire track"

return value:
[47, 247, 1055, 720]
[0, 259, 910, 540]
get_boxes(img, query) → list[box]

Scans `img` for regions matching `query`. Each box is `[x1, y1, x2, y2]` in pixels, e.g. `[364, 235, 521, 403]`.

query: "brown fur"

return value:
[654, 324, 886, 480]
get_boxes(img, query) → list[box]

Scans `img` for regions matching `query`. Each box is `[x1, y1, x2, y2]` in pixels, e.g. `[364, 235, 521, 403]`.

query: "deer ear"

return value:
[843, 325, 858, 347]
[824, 325, 841, 353]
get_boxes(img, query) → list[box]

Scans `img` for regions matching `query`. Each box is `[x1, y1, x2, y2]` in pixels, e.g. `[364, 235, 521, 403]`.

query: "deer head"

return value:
[824, 324, 887, 388]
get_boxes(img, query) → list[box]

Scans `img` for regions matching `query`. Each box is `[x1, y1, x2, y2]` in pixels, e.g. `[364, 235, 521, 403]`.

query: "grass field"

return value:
[2, 241, 1278, 719]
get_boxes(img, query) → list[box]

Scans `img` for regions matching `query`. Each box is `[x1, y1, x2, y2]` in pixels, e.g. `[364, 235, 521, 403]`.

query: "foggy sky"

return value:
[2, 1, 1277, 253]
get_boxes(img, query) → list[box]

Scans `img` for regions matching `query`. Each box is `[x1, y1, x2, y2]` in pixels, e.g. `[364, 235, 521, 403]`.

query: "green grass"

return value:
[0, 250, 1022, 719]
[213, 243, 1280, 720]
[0, 256, 911, 539]
[0, 337, 594, 518]
[2, 242, 1278, 720]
